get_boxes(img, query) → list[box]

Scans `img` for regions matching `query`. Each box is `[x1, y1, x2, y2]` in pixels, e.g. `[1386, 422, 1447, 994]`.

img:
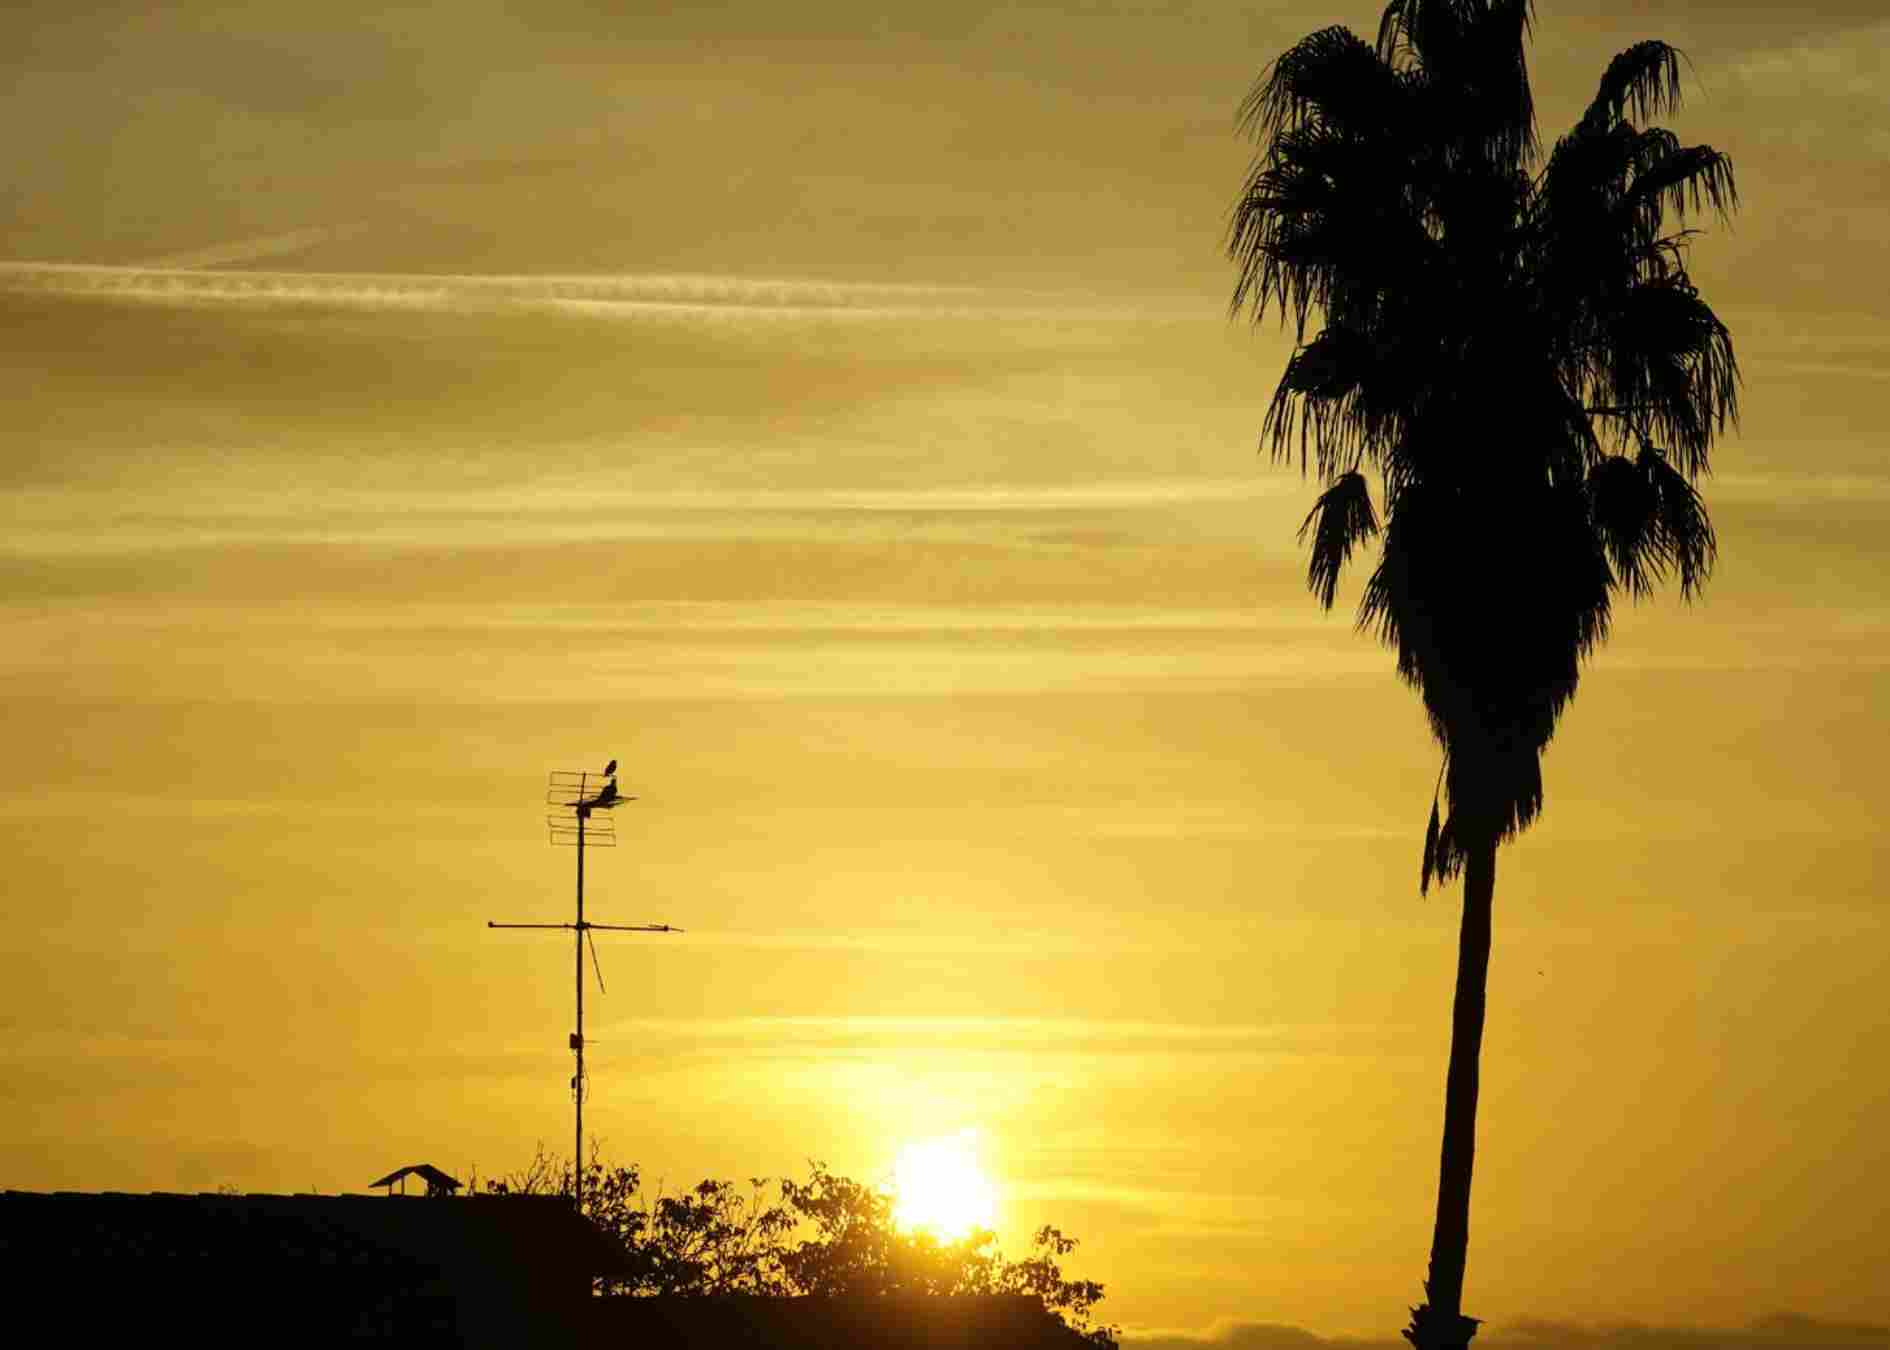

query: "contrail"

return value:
[0, 260, 1180, 322]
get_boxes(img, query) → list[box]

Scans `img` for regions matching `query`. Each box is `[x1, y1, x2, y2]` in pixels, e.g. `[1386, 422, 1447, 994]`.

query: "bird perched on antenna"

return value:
[604, 758, 617, 778]
[586, 780, 619, 809]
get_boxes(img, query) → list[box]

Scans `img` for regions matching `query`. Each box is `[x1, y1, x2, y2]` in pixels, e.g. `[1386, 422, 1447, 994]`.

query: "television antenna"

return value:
[488, 761, 681, 1214]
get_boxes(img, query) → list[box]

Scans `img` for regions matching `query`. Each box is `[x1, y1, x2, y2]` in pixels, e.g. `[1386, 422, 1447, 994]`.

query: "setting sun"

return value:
[891, 1132, 999, 1242]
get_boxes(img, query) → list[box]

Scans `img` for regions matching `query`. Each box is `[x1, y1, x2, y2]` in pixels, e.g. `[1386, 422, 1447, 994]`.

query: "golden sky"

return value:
[3, 2, 1887, 1342]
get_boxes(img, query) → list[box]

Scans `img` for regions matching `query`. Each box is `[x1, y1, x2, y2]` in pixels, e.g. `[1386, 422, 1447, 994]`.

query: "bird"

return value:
[590, 781, 619, 808]
[603, 758, 617, 778]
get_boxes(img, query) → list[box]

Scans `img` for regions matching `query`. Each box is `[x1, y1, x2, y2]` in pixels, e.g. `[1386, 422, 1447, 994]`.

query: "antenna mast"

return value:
[488, 761, 680, 1215]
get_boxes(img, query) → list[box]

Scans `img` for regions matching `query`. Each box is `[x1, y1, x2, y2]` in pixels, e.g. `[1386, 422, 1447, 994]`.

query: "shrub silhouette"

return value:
[479, 1149, 1117, 1348]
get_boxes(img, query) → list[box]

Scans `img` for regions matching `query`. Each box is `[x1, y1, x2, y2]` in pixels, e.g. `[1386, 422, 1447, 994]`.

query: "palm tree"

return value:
[1226, 3, 1737, 1347]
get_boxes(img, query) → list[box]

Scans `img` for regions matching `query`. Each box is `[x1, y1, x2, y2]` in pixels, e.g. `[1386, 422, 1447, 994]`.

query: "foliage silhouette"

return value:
[479, 1148, 1118, 1348]
[1227, 3, 1738, 1348]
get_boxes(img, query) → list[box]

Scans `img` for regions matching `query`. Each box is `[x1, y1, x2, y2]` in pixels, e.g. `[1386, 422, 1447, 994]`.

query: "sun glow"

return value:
[891, 1131, 998, 1241]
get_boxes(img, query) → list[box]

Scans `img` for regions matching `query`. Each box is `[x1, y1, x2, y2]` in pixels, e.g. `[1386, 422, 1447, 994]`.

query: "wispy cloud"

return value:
[580, 1014, 1379, 1053]
[132, 225, 369, 270]
[0, 261, 1178, 322]
[3, 477, 1298, 555]
[1711, 473, 1890, 502]
[1722, 21, 1890, 102]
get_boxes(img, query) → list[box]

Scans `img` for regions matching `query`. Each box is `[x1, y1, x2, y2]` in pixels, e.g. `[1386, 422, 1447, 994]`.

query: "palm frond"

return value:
[1280, 327, 1367, 402]
[1631, 228, 1702, 283]
[1264, 325, 1418, 475]
[1420, 793, 1442, 896]
[1356, 510, 1407, 656]
[1542, 123, 1677, 219]
[1374, 0, 1416, 68]
[1545, 378, 1604, 472]
[1378, 0, 1537, 164]
[1266, 329, 1355, 471]
[1418, 753, 1452, 896]
[1622, 127, 1686, 188]
[1587, 453, 1658, 597]
[1229, 133, 1341, 335]
[1585, 448, 1717, 601]
[1239, 25, 1396, 147]
[1298, 470, 1380, 610]
[1231, 26, 1399, 333]
[1230, 118, 1435, 339]
[1624, 143, 1739, 229]
[1377, 0, 1510, 72]
[1580, 40, 1685, 133]
[1642, 445, 1717, 599]
[1601, 275, 1740, 473]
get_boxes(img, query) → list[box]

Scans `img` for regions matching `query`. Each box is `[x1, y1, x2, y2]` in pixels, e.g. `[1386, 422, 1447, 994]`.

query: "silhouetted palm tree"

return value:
[1227, 4, 1737, 1348]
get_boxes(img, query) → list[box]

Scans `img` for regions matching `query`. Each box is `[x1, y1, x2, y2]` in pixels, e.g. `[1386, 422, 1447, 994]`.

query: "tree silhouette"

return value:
[1227, 4, 1737, 1348]
[480, 1149, 1117, 1347]
[776, 1159, 1111, 1345]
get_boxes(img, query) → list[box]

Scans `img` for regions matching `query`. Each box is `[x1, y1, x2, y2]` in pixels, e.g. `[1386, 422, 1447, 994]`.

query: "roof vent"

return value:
[367, 1164, 462, 1197]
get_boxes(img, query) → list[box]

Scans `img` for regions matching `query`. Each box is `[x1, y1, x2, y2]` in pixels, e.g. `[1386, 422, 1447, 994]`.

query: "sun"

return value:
[891, 1131, 998, 1241]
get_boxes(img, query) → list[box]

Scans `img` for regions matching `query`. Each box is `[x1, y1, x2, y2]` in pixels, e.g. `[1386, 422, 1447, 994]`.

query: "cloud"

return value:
[1721, 21, 1890, 102]
[4, 480, 1294, 557]
[132, 225, 369, 270]
[1125, 1317, 1890, 1350]
[1712, 473, 1890, 503]
[0, 261, 1165, 322]
[1702, 21, 1890, 177]
[580, 1014, 1381, 1056]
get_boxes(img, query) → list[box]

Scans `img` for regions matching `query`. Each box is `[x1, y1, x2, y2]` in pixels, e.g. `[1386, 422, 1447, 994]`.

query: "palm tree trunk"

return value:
[1406, 834, 1496, 1350]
